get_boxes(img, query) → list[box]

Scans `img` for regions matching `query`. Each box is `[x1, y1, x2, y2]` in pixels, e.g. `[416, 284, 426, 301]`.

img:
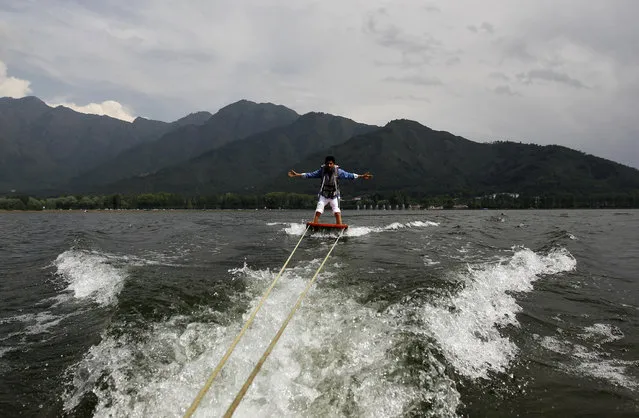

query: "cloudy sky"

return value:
[1, 0, 637, 168]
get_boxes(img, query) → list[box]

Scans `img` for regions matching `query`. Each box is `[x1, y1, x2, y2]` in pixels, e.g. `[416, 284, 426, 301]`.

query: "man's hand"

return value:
[288, 170, 301, 178]
[360, 172, 373, 180]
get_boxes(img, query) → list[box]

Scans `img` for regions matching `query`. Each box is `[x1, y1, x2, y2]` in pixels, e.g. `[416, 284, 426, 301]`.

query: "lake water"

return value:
[0, 209, 637, 417]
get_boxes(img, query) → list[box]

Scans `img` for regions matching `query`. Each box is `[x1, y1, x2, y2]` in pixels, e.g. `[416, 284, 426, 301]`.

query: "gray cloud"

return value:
[517, 69, 587, 89]
[446, 56, 461, 66]
[394, 94, 431, 102]
[0, 0, 637, 168]
[516, 1, 639, 67]
[495, 38, 536, 63]
[468, 22, 494, 34]
[364, 10, 443, 67]
[488, 72, 510, 81]
[0, 3, 30, 13]
[493, 85, 520, 96]
[481, 22, 495, 34]
[384, 75, 443, 86]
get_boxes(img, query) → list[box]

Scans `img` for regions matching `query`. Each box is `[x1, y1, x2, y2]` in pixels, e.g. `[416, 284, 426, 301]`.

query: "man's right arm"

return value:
[288, 168, 321, 178]
[302, 168, 322, 178]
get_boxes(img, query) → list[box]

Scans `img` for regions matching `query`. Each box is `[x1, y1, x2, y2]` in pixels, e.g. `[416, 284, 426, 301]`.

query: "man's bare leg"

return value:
[313, 211, 321, 223]
[335, 212, 342, 225]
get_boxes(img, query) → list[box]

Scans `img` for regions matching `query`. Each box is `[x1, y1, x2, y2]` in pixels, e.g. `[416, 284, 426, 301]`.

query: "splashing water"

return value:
[64, 261, 461, 417]
[390, 247, 577, 380]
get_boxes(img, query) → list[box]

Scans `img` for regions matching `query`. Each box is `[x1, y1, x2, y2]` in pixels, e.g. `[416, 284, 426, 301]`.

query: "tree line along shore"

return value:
[1, 190, 638, 211]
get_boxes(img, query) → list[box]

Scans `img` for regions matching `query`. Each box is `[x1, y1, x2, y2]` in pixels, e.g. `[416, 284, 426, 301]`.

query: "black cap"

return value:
[324, 155, 335, 164]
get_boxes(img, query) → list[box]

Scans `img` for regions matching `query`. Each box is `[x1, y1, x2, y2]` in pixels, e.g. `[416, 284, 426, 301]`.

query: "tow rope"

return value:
[183, 225, 311, 418]
[223, 229, 345, 417]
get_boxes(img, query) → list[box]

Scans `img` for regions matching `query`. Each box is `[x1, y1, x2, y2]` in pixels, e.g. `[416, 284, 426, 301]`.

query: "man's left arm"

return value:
[338, 168, 373, 180]
[337, 168, 358, 179]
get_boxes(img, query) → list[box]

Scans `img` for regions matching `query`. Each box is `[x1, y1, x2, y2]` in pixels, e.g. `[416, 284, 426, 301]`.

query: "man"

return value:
[288, 155, 373, 224]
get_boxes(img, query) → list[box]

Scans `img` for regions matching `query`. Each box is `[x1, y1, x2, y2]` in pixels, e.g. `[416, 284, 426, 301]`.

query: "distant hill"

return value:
[172, 111, 213, 127]
[0, 96, 182, 193]
[101, 112, 378, 195]
[266, 119, 639, 197]
[128, 111, 213, 141]
[68, 100, 299, 193]
[2, 96, 638, 201]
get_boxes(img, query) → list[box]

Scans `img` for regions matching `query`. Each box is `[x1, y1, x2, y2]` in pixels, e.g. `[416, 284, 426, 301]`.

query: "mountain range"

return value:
[1, 96, 638, 199]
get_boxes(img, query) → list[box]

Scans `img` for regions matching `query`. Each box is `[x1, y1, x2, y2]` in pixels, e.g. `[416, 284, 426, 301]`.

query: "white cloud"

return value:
[0, 60, 31, 97]
[47, 100, 135, 122]
[0, 59, 136, 121]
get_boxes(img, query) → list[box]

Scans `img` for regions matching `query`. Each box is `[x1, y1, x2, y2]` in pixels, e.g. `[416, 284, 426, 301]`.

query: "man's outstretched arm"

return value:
[288, 168, 322, 178]
[337, 168, 373, 180]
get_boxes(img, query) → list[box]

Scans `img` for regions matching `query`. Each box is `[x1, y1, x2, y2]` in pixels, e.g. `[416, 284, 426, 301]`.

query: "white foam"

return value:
[14, 311, 65, 335]
[574, 357, 638, 390]
[407, 221, 440, 228]
[579, 323, 624, 345]
[393, 247, 576, 380]
[64, 262, 460, 417]
[283, 220, 439, 237]
[423, 256, 441, 266]
[0, 346, 13, 358]
[342, 226, 371, 237]
[0, 308, 87, 367]
[540, 335, 637, 390]
[283, 223, 308, 236]
[54, 250, 128, 306]
[385, 222, 406, 230]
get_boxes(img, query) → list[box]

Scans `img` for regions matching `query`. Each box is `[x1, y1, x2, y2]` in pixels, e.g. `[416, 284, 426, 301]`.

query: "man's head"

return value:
[324, 155, 336, 167]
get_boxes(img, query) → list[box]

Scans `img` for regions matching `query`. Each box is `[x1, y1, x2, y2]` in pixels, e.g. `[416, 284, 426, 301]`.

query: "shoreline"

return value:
[1, 207, 637, 214]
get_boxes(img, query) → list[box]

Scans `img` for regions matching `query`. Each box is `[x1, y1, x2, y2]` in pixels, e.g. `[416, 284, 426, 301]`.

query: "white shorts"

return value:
[315, 195, 340, 214]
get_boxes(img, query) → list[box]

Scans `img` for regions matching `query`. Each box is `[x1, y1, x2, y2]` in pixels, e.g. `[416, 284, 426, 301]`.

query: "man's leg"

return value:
[314, 197, 326, 223]
[330, 197, 342, 224]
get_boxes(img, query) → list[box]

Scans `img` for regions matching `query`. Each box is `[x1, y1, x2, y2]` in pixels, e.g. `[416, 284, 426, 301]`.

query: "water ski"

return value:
[306, 222, 348, 233]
